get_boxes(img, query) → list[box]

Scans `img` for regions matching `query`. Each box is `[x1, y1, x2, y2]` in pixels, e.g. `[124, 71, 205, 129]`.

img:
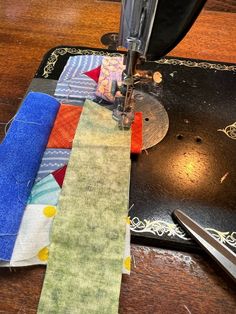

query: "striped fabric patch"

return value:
[54, 55, 104, 101]
[35, 148, 71, 183]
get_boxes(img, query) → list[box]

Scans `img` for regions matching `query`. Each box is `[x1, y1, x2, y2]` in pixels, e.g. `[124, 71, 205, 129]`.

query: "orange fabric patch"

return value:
[131, 112, 143, 154]
[47, 104, 83, 149]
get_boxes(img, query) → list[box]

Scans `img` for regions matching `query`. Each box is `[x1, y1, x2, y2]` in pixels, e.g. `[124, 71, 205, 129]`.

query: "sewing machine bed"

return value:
[32, 46, 236, 253]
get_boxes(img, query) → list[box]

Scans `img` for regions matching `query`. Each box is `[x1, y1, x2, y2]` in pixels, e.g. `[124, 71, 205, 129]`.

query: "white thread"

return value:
[128, 203, 134, 212]
[3, 114, 42, 135]
[14, 119, 42, 126]
[4, 114, 16, 135]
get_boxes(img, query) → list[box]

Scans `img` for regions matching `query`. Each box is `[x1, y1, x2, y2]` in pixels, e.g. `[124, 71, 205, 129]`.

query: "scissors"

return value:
[173, 209, 236, 282]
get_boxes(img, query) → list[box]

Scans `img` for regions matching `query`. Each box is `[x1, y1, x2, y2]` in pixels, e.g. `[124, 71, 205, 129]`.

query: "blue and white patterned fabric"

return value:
[35, 148, 71, 183]
[54, 55, 104, 103]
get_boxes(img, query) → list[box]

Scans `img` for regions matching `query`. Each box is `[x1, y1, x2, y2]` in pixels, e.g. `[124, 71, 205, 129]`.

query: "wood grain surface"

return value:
[205, 0, 236, 12]
[0, 1, 235, 313]
[97, 0, 236, 12]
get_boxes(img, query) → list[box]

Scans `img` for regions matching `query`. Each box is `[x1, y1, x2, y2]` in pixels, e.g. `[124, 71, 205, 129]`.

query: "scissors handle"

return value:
[173, 209, 236, 282]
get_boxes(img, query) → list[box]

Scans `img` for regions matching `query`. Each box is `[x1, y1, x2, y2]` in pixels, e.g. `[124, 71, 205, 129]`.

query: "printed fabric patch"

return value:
[96, 56, 124, 103]
[0, 204, 57, 266]
[35, 148, 71, 183]
[28, 174, 61, 206]
[54, 55, 104, 102]
[47, 104, 82, 149]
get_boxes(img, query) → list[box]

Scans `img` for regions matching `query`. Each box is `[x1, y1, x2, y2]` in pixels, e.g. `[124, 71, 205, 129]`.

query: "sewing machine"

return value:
[30, 0, 235, 255]
[113, 0, 206, 148]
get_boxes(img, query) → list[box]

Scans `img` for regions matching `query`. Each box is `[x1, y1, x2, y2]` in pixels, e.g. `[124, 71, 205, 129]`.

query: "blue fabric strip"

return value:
[0, 92, 60, 261]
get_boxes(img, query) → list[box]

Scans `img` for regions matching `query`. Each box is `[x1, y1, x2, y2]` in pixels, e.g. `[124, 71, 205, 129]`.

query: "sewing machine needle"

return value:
[173, 209, 236, 282]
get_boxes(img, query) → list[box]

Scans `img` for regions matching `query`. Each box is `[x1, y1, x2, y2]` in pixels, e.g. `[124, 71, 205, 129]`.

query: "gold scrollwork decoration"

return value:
[42, 47, 123, 78]
[130, 217, 190, 240]
[42, 48, 236, 78]
[155, 58, 236, 72]
[130, 217, 236, 248]
[217, 122, 236, 140]
[205, 229, 236, 248]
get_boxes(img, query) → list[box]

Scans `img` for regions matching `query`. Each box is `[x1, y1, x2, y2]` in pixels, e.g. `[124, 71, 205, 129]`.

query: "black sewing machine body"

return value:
[33, 0, 236, 253]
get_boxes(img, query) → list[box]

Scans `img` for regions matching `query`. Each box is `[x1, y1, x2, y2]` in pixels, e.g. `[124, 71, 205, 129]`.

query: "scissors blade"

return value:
[173, 209, 236, 282]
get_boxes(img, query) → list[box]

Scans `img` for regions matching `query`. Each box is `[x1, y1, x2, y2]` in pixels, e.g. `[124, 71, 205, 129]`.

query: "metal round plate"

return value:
[134, 90, 169, 149]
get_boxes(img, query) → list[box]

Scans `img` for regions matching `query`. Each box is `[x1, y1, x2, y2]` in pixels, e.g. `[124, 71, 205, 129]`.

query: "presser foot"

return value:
[112, 108, 134, 129]
[112, 94, 135, 129]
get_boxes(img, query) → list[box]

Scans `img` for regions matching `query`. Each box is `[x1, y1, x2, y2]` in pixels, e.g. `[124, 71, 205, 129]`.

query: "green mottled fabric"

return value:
[37, 99, 131, 314]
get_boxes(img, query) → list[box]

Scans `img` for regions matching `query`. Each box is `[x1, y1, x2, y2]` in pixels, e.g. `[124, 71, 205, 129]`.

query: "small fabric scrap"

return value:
[35, 148, 71, 183]
[96, 56, 125, 102]
[38, 99, 131, 314]
[0, 204, 57, 266]
[47, 104, 82, 148]
[52, 165, 67, 188]
[131, 112, 143, 154]
[0, 92, 59, 261]
[54, 55, 103, 102]
[28, 174, 61, 206]
[84, 65, 101, 83]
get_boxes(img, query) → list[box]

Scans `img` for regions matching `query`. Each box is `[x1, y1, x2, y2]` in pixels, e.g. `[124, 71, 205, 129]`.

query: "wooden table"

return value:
[0, 1, 235, 313]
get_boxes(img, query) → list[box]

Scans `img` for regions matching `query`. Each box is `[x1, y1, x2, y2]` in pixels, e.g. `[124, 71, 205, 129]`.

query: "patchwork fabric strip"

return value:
[54, 55, 103, 102]
[0, 211, 130, 271]
[47, 104, 82, 148]
[35, 148, 71, 183]
[46, 103, 142, 154]
[38, 99, 131, 314]
[0, 92, 59, 261]
[28, 174, 61, 206]
[0, 204, 57, 267]
[96, 56, 124, 103]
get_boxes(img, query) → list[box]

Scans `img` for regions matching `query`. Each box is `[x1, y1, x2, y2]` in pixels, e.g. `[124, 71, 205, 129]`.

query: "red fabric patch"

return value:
[83, 65, 101, 83]
[131, 112, 143, 154]
[52, 165, 67, 188]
